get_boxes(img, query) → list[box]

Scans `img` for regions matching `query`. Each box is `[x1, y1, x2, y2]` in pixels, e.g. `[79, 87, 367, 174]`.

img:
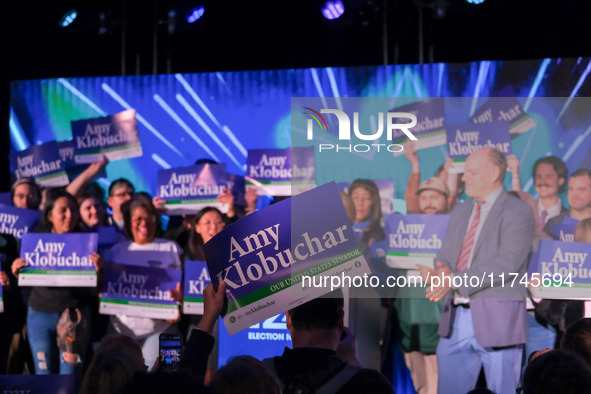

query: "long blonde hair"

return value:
[575, 218, 591, 243]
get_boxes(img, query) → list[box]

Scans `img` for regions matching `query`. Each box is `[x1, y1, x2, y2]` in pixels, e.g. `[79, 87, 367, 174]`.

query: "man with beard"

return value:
[508, 155, 568, 232]
[535, 169, 591, 350]
[396, 177, 450, 394]
[545, 169, 591, 230]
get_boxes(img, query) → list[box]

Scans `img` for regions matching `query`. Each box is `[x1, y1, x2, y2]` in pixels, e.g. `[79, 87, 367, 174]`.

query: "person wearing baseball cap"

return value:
[416, 177, 450, 215]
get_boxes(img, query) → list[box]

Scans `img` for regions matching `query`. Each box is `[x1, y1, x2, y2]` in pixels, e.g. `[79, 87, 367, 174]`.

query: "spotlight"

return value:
[465, 0, 485, 4]
[59, 9, 78, 27]
[185, 6, 205, 23]
[322, 0, 345, 20]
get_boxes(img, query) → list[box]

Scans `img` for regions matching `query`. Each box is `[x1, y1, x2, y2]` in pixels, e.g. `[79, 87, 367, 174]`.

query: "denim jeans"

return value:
[27, 306, 90, 375]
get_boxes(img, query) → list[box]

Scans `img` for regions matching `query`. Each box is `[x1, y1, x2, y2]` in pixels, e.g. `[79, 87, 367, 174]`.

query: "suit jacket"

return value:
[437, 189, 535, 347]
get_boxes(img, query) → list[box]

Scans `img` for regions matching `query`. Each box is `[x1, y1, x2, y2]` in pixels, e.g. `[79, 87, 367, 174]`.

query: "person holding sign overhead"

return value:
[104, 195, 182, 369]
[418, 147, 535, 394]
[11, 190, 103, 377]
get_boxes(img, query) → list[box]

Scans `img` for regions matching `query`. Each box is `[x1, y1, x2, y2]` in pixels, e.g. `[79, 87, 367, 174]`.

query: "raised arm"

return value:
[66, 155, 108, 197]
[403, 141, 421, 214]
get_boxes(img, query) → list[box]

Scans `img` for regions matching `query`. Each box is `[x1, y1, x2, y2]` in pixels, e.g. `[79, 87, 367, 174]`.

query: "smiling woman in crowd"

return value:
[105, 194, 183, 368]
[186, 207, 226, 261]
[11, 189, 102, 376]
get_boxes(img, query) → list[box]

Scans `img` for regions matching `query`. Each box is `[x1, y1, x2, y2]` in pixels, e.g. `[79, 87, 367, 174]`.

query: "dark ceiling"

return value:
[4, 0, 591, 80]
[1, 0, 590, 189]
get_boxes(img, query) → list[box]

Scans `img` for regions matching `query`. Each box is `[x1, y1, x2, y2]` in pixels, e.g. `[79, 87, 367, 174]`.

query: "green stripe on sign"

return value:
[77, 141, 141, 155]
[164, 199, 218, 205]
[35, 172, 67, 182]
[226, 247, 363, 314]
[556, 282, 591, 288]
[452, 158, 467, 163]
[245, 180, 292, 185]
[101, 298, 177, 309]
[510, 116, 528, 129]
[20, 270, 97, 275]
[387, 251, 436, 258]
[184, 297, 204, 303]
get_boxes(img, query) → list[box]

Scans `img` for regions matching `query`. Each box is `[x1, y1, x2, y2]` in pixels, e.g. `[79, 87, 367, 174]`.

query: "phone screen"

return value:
[159, 333, 182, 371]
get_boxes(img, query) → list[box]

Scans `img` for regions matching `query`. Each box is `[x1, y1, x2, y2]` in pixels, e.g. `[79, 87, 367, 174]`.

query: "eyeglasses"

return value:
[199, 221, 225, 227]
[14, 193, 36, 199]
[112, 191, 134, 198]
[131, 216, 156, 225]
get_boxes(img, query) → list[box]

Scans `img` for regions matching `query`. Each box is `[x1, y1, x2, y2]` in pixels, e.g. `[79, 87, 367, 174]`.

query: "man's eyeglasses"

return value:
[112, 191, 134, 198]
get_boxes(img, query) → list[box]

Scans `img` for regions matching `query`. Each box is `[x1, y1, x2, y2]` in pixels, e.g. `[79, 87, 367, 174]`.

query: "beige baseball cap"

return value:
[416, 177, 450, 197]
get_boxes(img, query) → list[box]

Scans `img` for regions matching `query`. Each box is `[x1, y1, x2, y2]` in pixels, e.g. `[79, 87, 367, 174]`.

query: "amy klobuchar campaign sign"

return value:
[245, 147, 315, 197]
[204, 182, 371, 335]
[385, 214, 450, 270]
[10, 141, 70, 187]
[157, 163, 229, 215]
[183, 260, 211, 315]
[0, 204, 41, 240]
[530, 240, 591, 299]
[470, 97, 536, 137]
[100, 260, 181, 320]
[18, 233, 98, 287]
[71, 109, 142, 163]
[446, 120, 512, 173]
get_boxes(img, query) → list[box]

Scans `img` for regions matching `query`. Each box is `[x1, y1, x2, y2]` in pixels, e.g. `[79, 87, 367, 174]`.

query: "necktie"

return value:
[538, 210, 548, 232]
[456, 201, 483, 271]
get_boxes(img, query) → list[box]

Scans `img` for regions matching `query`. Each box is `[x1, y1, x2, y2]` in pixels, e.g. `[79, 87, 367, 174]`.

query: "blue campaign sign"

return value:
[0, 192, 12, 206]
[19, 233, 98, 287]
[100, 262, 181, 319]
[72, 109, 142, 163]
[10, 141, 69, 187]
[385, 213, 450, 269]
[0, 374, 75, 393]
[446, 121, 512, 172]
[390, 99, 446, 151]
[227, 173, 247, 208]
[246, 148, 292, 196]
[157, 163, 229, 214]
[205, 181, 370, 335]
[183, 260, 211, 315]
[0, 204, 41, 240]
[550, 222, 578, 242]
[96, 226, 123, 250]
[530, 240, 591, 299]
[57, 140, 107, 181]
[217, 313, 292, 367]
[470, 97, 536, 136]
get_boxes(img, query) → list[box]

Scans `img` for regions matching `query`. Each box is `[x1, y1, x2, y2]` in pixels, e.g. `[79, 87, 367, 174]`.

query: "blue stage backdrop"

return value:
[9, 58, 591, 201]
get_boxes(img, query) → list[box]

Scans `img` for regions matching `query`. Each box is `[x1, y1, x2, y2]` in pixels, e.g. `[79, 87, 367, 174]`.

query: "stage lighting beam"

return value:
[59, 9, 78, 27]
[186, 6, 205, 23]
[322, 1, 345, 20]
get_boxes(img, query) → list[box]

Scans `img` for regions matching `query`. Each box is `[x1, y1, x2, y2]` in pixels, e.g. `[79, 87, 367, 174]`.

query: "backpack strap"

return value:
[315, 363, 362, 394]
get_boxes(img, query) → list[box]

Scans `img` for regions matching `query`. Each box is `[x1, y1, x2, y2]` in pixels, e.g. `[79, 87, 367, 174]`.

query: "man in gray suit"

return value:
[419, 147, 535, 394]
